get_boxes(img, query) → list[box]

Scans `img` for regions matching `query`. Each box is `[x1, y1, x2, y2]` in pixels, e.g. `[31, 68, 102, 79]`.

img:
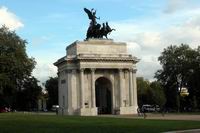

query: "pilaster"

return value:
[80, 68, 85, 108]
[91, 68, 96, 108]
[132, 69, 138, 111]
[119, 69, 124, 107]
[129, 69, 133, 106]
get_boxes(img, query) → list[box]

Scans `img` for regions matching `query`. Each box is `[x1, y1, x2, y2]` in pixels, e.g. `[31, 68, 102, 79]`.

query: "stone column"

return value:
[132, 69, 138, 107]
[67, 70, 72, 113]
[129, 69, 133, 106]
[71, 69, 77, 110]
[119, 69, 124, 107]
[80, 68, 85, 108]
[91, 68, 96, 108]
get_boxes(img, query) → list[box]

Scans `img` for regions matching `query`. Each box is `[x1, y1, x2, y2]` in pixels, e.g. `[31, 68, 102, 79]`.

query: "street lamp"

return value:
[177, 74, 189, 112]
[180, 87, 189, 97]
[177, 74, 182, 112]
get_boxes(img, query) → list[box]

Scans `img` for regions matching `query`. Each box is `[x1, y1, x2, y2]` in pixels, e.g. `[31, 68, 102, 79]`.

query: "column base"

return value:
[119, 106, 138, 115]
[79, 107, 98, 116]
[58, 108, 75, 115]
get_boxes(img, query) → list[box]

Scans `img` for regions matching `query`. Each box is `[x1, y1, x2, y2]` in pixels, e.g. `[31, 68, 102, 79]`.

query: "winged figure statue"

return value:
[84, 8, 100, 25]
[83, 8, 115, 40]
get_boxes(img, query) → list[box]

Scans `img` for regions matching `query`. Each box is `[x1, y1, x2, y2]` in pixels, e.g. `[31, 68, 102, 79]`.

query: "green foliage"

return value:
[155, 44, 200, 111]
[16, 77, 42, 110]
[137, 77, 166, 108]
[1, 113, 200, 133]
[137, 77, 152, 106]
[0, 26, 36, 93]
[45, 77, 58, 109]
[150, 81, 166, 108]
[0, 25, 39, 110]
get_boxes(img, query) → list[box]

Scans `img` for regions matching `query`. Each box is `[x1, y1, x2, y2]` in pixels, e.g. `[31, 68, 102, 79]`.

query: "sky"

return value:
[1, 0, 200, 84]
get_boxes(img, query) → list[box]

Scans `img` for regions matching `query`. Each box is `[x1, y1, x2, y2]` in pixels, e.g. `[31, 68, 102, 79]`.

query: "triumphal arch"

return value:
[54, 39, 139, 116]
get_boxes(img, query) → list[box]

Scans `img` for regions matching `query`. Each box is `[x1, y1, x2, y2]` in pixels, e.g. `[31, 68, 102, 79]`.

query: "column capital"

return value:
[132, 69, 137, 73]
[72, 69, 77, 73]
[80, 68, 85, 72]
[91, 68, 96, 72]
[129, 68, 133, 72]
[118, 68, 123, 72]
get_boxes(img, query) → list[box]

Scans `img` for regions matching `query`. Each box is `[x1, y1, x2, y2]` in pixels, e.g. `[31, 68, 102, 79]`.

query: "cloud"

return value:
[26, 1, 200, 82]
[137, 60, 161, 81]
[134, 32, 161, 50]
[161, 14, 200, 48]
[31, 36, 52, 46]
[164, 0, 187, 14]
[0, 6, 24, 30]
[111, 7, 200, 81]
[111, 21, 139, 41]
[126, 42, 142, 58]
[184, 15, 200, 30]
[32, 59, 57, 84]
[164, 0, 200, 14]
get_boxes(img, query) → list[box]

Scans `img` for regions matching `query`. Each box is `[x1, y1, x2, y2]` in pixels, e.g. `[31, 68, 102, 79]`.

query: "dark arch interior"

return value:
[95, 77, 112, 114]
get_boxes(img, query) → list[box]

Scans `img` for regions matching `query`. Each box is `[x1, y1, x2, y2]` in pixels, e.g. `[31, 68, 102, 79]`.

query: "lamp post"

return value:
[177, 74, 189, 112]
[177, 74, 182, 113]
[180, 87, 189, 97]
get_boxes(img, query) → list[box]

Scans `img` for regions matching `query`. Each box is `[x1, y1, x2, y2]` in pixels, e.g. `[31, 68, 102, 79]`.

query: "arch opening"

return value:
[95, 77, 112, 114]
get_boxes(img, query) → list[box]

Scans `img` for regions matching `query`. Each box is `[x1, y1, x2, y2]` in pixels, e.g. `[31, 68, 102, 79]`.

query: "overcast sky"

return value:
[1, 0, 200, 83]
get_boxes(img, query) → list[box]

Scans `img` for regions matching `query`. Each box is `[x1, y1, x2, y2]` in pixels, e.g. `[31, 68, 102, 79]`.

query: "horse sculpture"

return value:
[84, 8, 115, 40]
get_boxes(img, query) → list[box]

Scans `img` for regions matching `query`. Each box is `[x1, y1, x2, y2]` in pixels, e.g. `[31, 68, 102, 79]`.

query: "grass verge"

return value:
[0, 113, 200, 133]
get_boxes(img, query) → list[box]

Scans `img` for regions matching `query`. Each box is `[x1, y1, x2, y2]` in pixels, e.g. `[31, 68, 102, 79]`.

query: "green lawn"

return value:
[0, 113, 200, 133]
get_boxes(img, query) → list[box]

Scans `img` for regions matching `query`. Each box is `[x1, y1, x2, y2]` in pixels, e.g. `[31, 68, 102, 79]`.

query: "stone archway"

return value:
[95, 77, 112, 114]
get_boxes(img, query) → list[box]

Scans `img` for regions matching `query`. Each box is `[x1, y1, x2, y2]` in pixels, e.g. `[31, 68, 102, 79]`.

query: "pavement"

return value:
[100, 113, 200, 133]
[100, 113, 200, 121]
[163, 129, 200, 133]
[138, 113, 200, 121]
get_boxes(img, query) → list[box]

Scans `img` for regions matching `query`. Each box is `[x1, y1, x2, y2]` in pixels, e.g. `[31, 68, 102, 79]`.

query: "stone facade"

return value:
[54, 39, 139, 116]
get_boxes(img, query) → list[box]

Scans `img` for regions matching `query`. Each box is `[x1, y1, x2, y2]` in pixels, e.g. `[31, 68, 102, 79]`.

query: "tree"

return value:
[45, 77, 58, 109]
[137, 77, 166, 108]
[137, 77, 152, 107]
[16, 76, 42, 111]
[155, 44, 200, 111]
[0, 25, 36, 108]
[150, 81, 166, 108]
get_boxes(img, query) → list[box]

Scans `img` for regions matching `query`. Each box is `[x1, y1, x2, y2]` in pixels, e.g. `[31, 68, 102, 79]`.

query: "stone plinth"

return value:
[66, 39, 127, 55]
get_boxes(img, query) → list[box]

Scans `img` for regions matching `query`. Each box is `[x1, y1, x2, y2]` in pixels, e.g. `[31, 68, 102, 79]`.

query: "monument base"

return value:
[120, 106, 138, 115]
[79, 107, 98, 116]
[58, 108, 79, 115]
